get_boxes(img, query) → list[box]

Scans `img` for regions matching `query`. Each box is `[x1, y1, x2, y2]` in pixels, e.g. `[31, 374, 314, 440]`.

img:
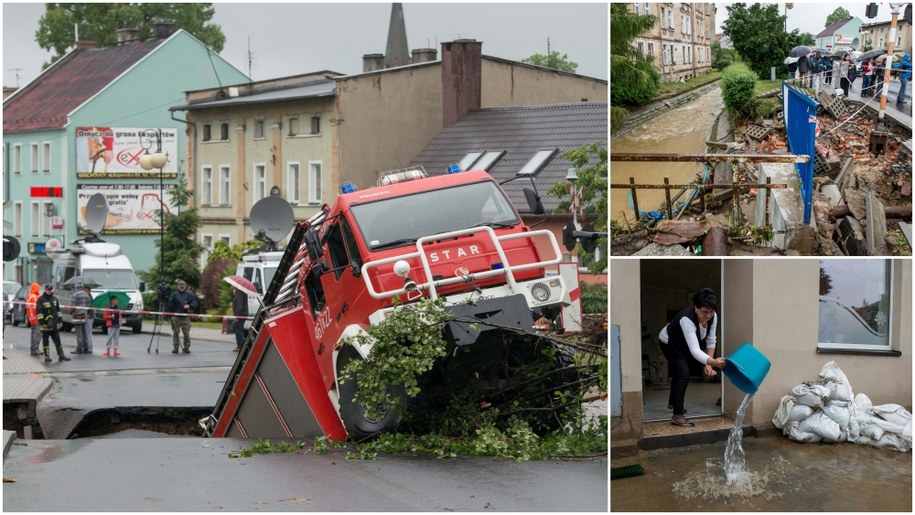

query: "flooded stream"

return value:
[611, 86, 724, 222]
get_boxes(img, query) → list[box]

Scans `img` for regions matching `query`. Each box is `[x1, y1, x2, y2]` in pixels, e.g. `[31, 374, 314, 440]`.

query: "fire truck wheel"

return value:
[336, 348, 404, 441]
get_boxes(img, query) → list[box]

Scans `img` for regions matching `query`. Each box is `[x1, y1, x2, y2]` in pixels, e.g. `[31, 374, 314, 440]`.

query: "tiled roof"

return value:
[3, 40, 164, 132]
[816, 18, 853, 39]
[410, 102, 607, 213]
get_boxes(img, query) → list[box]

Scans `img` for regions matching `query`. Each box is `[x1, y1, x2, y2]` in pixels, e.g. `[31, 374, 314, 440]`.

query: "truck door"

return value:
[322, 218, 364, 321]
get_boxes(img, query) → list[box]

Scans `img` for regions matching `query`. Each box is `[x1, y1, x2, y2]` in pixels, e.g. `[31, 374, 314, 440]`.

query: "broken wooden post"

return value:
[764, 176, 772, 227]
[664, 177, 673, 220]
[829, 204, 912, 220]
[629, 177, 640, 222]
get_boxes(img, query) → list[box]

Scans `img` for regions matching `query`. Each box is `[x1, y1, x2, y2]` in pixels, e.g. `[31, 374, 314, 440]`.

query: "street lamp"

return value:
[139, 129, 168, 298]
[563, 168, 580, 262]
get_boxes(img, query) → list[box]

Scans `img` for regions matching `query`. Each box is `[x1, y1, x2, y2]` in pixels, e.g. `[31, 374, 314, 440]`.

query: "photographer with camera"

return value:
[168, 279, 198, 354]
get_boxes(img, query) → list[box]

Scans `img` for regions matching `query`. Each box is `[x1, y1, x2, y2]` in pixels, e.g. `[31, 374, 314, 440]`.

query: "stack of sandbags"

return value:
[772, 361, 911, 452]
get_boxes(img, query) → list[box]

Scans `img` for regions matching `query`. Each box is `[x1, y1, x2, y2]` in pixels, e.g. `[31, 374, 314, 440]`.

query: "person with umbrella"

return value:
[103, 294, 125, 357]
[894, 53, 911, 106]
[37, 284, 70, 363]
[168, 279, 198, 354]
[863, 57, 875, 97]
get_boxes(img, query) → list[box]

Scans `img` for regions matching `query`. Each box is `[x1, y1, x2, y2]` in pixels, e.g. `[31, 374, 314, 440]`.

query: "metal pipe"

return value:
[629, 177, 640, 221]
[610, 152, 809, 163]
[611, 182, 787, 190]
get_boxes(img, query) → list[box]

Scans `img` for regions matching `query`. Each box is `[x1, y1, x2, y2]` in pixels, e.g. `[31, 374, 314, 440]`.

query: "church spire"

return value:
[384, 3, 410, 68]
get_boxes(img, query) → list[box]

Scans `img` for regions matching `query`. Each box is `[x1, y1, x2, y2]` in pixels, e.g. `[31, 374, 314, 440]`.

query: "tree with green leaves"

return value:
[521, 50, 578, 73]
[610, 3, 660, 106]
[547, 142, 607, 273]
[139, 173, 203, 302]
[36, 3, 225, 68]
[722, 3, 794, 79]
[824, 7, 851, 28]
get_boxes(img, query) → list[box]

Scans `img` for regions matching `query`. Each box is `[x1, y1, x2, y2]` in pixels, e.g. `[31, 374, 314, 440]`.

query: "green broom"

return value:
[611, 464, 645, 480]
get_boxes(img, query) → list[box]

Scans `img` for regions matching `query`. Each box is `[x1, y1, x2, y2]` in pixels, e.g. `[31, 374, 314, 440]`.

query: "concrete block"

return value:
[756, 162, 806, 249]
[820, 184, 843, 207]
[865, 190, 887, 255]
[834, 158, 854, 190]
[900, 222, 912, 247]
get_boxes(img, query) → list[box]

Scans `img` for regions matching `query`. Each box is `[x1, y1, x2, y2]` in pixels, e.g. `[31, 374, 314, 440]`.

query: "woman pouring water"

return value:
[659, 288, 726, 427]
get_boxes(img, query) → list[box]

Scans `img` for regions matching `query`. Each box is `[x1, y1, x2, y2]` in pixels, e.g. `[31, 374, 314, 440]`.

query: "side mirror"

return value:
[139, 282, 146, 292]
[523, 187, 545, 215]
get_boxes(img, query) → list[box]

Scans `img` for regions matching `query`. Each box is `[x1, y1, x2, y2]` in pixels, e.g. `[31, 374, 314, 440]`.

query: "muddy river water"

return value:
[611, 86, 724, 222]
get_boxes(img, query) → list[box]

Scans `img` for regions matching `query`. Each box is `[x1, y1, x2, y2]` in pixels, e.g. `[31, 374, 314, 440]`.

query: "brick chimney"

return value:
[441, 39, 482, 126]
[362, 53, 385, 72]
[411, 48, 437, 63]
[154, 22, 176, 40]
[116, 28, 140, 45]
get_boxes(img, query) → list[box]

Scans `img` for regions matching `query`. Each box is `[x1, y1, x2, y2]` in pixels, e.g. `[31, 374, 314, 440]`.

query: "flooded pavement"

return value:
[611, 434, 912, 511]
[611, 86, 724, 220]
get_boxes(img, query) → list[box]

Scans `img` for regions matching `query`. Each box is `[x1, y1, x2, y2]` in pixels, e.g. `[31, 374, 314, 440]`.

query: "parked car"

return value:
[3, 281, 22, 324]
[10, 284, 30, 326]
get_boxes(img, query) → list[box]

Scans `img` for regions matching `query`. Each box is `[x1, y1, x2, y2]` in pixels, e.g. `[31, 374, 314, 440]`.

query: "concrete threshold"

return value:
[639, 415, 753, 450]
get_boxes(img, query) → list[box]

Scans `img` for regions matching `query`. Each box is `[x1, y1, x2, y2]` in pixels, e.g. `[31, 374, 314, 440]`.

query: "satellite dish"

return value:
[85, 193, 109, 235]
[250, 196, 294, 250]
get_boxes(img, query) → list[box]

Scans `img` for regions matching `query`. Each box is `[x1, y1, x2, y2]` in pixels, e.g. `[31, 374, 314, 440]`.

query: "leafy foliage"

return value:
[610, 106, 628, 134]
[200, 257, 236, 312]
[824, 7, 851, 28]
[720, 63, 759, 122]
[712, 41, 740, 71]
[228, 437, 304, 458]
[722, 3, 803, 79]
[521, 50, 578, 73]
[580, 282, 608, 314]
[546, 143, 607, 274]
[138, 174, 202, 307]
[36, 3, 226, 68]
[339, 298, 452, 420]
[610, 3, 660, 105]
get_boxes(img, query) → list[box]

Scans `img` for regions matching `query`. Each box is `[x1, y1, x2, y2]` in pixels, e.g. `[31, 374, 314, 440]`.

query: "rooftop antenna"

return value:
[547, 36, 551, 55]
[248, 36, 254, 81]
[8, 68, 23, 88]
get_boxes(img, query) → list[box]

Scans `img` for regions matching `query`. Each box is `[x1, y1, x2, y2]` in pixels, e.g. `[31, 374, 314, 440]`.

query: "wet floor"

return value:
[611, 86, 724, 221]
[611, 434, 912, 511]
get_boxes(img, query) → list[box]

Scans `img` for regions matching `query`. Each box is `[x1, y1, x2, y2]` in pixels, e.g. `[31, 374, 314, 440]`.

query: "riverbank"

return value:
[613, 76, 723, 138]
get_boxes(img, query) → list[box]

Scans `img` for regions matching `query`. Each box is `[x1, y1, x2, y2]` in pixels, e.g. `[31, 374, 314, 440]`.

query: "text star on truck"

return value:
[203, 166, 575, 441]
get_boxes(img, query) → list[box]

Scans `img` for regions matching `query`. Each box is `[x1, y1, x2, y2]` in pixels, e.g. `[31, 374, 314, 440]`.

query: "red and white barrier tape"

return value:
[6, 300, 254, 320]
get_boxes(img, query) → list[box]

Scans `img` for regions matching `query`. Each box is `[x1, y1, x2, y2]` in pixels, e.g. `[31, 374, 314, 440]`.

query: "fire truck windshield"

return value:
[351, 180, 521, 250]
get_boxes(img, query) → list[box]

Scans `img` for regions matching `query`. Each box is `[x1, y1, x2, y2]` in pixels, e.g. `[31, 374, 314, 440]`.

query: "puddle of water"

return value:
[611, 86, 724, 220]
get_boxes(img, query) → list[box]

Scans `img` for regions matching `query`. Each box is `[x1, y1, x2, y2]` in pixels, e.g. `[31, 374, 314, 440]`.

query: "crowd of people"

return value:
[17, 278, 247, 363]
[795, 50, 911, 106]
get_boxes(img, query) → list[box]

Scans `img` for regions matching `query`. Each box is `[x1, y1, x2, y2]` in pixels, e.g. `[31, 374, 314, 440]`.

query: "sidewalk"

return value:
[818, 76, 912, 131]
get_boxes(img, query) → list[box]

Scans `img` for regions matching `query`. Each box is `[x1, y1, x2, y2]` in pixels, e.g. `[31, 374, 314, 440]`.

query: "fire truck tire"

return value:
[336, 348, 404, 441]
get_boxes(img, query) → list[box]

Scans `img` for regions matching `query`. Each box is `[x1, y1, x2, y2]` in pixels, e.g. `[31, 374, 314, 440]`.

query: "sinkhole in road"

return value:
[66, 407, 212, 439]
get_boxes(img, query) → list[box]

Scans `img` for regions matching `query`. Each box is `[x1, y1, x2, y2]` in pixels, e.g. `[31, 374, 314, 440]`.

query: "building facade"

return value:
[2, 27, 248, 285]
[815, 17, 864, 51]
[630, 2, 716, 83]
[860, 19, 913, 55]
[175, 40, 607, 259]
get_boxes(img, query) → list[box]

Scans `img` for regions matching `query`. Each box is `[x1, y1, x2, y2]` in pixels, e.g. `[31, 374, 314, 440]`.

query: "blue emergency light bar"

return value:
[447, 164, 462, 174]
[340, 182, 357, 194]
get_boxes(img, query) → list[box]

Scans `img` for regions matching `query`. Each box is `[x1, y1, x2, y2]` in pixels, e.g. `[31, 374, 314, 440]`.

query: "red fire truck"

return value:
[202, 166, 574, 441]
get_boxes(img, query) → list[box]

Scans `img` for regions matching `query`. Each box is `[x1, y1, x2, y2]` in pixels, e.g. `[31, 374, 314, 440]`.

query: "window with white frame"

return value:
[202, 166, 213, 205]
[30, 143, 39, 173]
[13, 144, 21, 175]
[219, 234, 231, 246]
[663, 45, 669, 65]
[818, 259, 893, 351]
[308, 161, 322, 204]
[254, 164, 267, 203]
[202, 124, 212, 142]
[648, 42, 654, 58]
[254, 119, 265, 139]
[13, 202, 22, 237]
[288, 117, 300, 137]
[220, 122, 229, 141]
[637, 42, 644, 55]
[220, 165, 231, 205]
[42, 201, 53, 236]
[667, 8, 673, 29]
[287, 162, 301, 204]
[31, 202, 40, 237]
[201, 234, 213, 265]
[310, 115, 320, 135]
[42, 142, 51, 172]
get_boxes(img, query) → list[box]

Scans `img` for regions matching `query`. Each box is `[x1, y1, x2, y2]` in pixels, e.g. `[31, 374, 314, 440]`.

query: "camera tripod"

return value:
[147, 283, 170, 354]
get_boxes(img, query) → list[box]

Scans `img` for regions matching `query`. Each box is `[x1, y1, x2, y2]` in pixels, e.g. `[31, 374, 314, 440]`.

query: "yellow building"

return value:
[860, 19, 913, 56]
[630, 2, 717, 83]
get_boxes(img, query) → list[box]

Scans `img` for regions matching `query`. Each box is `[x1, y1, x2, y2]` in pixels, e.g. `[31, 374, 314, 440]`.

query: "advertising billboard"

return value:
[76, 184, 178, 234]
[75, 127, 178, 178]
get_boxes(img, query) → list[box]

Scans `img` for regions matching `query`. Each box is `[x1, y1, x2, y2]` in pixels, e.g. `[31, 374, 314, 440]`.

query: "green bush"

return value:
[755, 98, 780, 119]
[610, 106, 628, 134]
[581, 282, 608, 314]
[720, 63, 759, 122]
[714, 58, 732, 71]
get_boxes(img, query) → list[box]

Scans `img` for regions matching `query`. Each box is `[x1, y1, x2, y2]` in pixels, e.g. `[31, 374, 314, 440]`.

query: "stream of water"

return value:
[610, 86, 724, 222]
[724, 393, 753, 485]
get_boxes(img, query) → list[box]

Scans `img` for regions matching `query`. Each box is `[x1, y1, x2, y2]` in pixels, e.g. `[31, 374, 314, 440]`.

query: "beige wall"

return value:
[480, 59, 608, 106]
[335, 64, 443, 190]
[610, 258, 642, 439]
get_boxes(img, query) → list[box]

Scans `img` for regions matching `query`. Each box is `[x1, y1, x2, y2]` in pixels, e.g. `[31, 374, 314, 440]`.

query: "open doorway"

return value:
[639, 259, 723, 422]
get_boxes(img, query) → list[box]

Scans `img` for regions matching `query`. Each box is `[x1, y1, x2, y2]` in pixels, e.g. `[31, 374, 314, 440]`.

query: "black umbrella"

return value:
[814, 48, 834, 57]
[833, 50, 850, 59]
[858, 48, 887, 62]
[788, 46, 812, 58]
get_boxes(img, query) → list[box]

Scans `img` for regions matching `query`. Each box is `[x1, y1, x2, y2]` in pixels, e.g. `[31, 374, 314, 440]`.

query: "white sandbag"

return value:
[872, 404, 912, 428]
[872, 432, 910, 452]
[853, 393, 874, 424]
[786, 421, 822, 443]
[799, 412, 842, 442]
[860, 420, 885, 441]
[872, 417, 906, 436]
[789, 404, 814, 424]
[903, 421, 912, 446]
[792, 383, 830, 409]
[822, 402, 852, 429]
[772, 395, 794, 429]
[818, 360, 851, 386]
[826, 381, 854, 403]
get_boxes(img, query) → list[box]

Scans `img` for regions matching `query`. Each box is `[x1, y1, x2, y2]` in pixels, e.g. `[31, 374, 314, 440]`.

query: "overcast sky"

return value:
[715, 2, 903, 38]
[2, 2, 608, 89]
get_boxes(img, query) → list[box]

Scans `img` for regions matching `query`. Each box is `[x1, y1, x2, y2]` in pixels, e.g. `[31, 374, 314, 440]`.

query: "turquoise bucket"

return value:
[723, 343, 771, 395]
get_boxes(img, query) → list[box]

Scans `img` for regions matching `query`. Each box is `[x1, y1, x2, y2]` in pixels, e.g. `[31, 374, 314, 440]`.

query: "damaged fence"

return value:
[782, 81, 817, 225]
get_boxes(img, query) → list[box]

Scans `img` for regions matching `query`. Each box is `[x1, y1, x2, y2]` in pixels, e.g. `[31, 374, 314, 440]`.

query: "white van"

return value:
[234, 251, 283, 330]
[56, 241, 145, 333]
